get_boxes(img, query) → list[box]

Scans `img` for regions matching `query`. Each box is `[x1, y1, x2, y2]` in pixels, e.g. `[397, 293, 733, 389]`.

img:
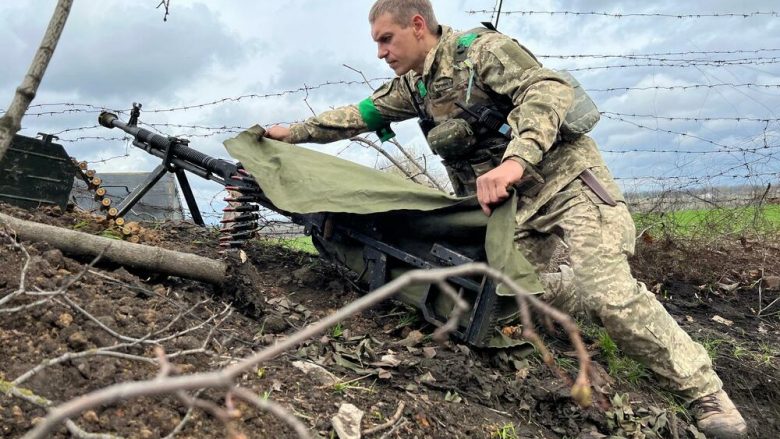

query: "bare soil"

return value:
[1, 203, 778, 438]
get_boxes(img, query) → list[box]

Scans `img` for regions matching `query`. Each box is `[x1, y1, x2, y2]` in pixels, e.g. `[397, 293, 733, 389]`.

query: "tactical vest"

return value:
[409, 26, 599, 197]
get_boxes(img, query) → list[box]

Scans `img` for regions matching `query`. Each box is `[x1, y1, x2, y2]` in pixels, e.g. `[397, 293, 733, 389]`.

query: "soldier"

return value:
[265, 0, 747, 437]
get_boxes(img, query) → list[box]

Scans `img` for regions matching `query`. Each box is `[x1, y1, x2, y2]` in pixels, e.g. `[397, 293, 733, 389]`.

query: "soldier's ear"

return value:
[411, 14, 426, 38]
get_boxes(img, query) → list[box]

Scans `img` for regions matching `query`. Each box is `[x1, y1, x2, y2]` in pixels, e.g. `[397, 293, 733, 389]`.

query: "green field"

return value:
[634, 204, 780, 237]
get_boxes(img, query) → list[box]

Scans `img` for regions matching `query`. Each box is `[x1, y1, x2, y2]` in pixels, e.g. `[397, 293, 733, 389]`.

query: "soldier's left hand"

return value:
[476, 160, 524, 215]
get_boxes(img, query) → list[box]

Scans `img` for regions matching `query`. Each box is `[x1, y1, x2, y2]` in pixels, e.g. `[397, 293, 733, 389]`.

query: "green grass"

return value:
[98, 229, 123, 240]
[608, 355, 650, 385]
[276, 235, 318, 254]
[330, 322, 345, 339]
[331, 376, 375, 395]
[491, 423, 519, 439]
[699, 337, 725, 361]
[634, 205, 780, 237]
[593, 329, 650, 385]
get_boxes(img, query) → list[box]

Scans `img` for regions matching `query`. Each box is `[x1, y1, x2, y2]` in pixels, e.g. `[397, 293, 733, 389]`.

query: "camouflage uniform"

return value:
[286, 25, 721, 400]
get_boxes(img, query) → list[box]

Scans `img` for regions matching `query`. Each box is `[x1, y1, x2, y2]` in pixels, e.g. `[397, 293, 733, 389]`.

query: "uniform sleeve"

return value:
[475, 37, 574, 166]
[287, 77, 417, 144]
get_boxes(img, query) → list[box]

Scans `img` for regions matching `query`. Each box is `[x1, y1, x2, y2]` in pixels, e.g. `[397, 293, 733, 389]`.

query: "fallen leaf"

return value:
[444, 391, 462, 403]
[376, 354, 401, 367]
[414, 413, 431, 429]
[396, 330, 424, 347]
[416, 371, 436, 384]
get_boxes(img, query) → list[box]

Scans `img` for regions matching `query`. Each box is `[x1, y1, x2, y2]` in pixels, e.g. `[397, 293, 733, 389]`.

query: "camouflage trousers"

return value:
[518, 177, 722, 400]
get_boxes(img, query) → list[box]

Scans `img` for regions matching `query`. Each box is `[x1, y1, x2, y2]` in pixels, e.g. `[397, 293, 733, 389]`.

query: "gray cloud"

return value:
[2, 1, 248, 105]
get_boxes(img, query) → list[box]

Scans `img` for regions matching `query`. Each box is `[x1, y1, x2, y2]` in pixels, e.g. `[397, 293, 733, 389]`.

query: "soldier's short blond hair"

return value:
[369, 0, 439, 33]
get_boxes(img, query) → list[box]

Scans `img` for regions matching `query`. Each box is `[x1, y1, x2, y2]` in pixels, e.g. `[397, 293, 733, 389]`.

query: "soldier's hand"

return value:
[265, 125, 292, 142]
[476, 159, 524, 216]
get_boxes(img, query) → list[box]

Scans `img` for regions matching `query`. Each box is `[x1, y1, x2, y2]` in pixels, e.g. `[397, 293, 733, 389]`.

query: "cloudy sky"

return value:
[1, 0, 778, 220]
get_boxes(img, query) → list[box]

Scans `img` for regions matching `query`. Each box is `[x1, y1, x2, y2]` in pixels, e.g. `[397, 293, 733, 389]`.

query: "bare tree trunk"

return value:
[0, 212, 228, 285]
[0, 0, 74, 161]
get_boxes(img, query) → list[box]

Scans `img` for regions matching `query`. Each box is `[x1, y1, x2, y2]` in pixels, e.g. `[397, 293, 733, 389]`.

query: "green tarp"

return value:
[224, 127, 543, 346]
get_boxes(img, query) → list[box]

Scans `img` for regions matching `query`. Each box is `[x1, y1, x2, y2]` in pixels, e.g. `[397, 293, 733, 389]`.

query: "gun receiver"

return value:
[98, 105, 505, 347]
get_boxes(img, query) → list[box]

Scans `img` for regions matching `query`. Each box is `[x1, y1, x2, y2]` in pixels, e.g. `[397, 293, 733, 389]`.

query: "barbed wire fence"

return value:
[2, 7, 778, 239]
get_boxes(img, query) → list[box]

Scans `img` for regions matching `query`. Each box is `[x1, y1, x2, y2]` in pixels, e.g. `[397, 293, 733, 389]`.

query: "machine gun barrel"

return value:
[99, 111, 238, 185]
[97, 109, 276, 231]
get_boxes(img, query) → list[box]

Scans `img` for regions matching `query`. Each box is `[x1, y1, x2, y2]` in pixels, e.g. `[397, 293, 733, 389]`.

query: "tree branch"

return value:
[0, 0, 73, 161]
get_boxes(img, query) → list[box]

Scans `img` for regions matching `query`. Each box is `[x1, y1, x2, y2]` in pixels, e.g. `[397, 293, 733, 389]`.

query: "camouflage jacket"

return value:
[287, 25, 623, 222]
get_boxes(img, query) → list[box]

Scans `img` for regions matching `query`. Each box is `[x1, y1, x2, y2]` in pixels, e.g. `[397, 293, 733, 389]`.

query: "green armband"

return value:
[358, 97, 396, 142]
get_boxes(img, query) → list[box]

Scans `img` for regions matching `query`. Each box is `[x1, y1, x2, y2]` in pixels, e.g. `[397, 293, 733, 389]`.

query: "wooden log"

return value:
[0, 212, 227, 285]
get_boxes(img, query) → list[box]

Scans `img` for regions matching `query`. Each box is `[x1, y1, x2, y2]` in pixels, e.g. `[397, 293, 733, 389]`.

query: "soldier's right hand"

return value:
[264, 125, 292, 142]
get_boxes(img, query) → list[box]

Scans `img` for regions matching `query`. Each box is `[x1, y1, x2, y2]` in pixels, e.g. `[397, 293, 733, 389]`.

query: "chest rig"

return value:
[406, 27, 534, 197]
[408, 26, 600, 198]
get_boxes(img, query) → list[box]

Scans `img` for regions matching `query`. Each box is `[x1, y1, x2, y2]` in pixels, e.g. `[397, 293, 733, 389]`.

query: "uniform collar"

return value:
[418, 25, 452, 81]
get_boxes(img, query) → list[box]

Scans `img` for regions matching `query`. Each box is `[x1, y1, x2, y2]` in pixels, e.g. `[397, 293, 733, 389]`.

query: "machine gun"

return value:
[98, 105, 506, 347]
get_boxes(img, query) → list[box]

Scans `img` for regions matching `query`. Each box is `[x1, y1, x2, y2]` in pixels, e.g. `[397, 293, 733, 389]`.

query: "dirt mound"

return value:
[1, 204, 778, 438]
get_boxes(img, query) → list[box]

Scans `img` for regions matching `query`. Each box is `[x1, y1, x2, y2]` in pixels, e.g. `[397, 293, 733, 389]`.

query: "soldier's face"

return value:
[371, 13, 427, 75]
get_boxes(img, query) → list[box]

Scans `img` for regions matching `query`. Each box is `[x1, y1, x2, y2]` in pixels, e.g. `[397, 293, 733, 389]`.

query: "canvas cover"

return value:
[224, 127, 543, 346]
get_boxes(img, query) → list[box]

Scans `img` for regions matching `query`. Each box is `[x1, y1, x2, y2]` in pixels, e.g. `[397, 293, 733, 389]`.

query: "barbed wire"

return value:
[0, 78, 393, 117]
[58, 136, 129, 143]
[600, 114, 776, 152]
[585, 82, 780, 93]
[5, 65, 776, 195]
[616, 170, 778, 183]
[140, 78, 391, 114]
[538, 48, 780, 59]
[602, 144, 780, 155]
[465, 10, 780, 19]
[7, 78, 779, 120]
[565, 58, 780, 72]
[601, 112, 780, 123]
[558, 55, 780, 65]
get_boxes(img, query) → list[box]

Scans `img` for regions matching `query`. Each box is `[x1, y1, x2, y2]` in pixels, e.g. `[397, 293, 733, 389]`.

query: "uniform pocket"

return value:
[596, 203, 636, 256]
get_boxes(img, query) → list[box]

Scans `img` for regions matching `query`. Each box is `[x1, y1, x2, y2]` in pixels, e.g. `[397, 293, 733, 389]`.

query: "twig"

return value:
[340, 64, 445, 191]
[230, 386, 311, 438]
[387, 138, 447, 192]
[432, 281, 468, 342]
[12, 346, 156, 386]
[0, 379, 121, 439]
[23, 263, 592, 439]
[379, 418, 409, 439]
[350, 136, 423, 184]
[0, 229, 32, 305]
[758, 268, 764, 315]
[162, 390, 204, 439]
[363, 401, 406, 435]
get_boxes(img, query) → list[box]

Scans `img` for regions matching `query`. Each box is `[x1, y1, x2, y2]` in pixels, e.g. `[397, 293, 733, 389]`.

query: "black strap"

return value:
[404, 77, 427, 120]
[404, 77, 435, 136]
